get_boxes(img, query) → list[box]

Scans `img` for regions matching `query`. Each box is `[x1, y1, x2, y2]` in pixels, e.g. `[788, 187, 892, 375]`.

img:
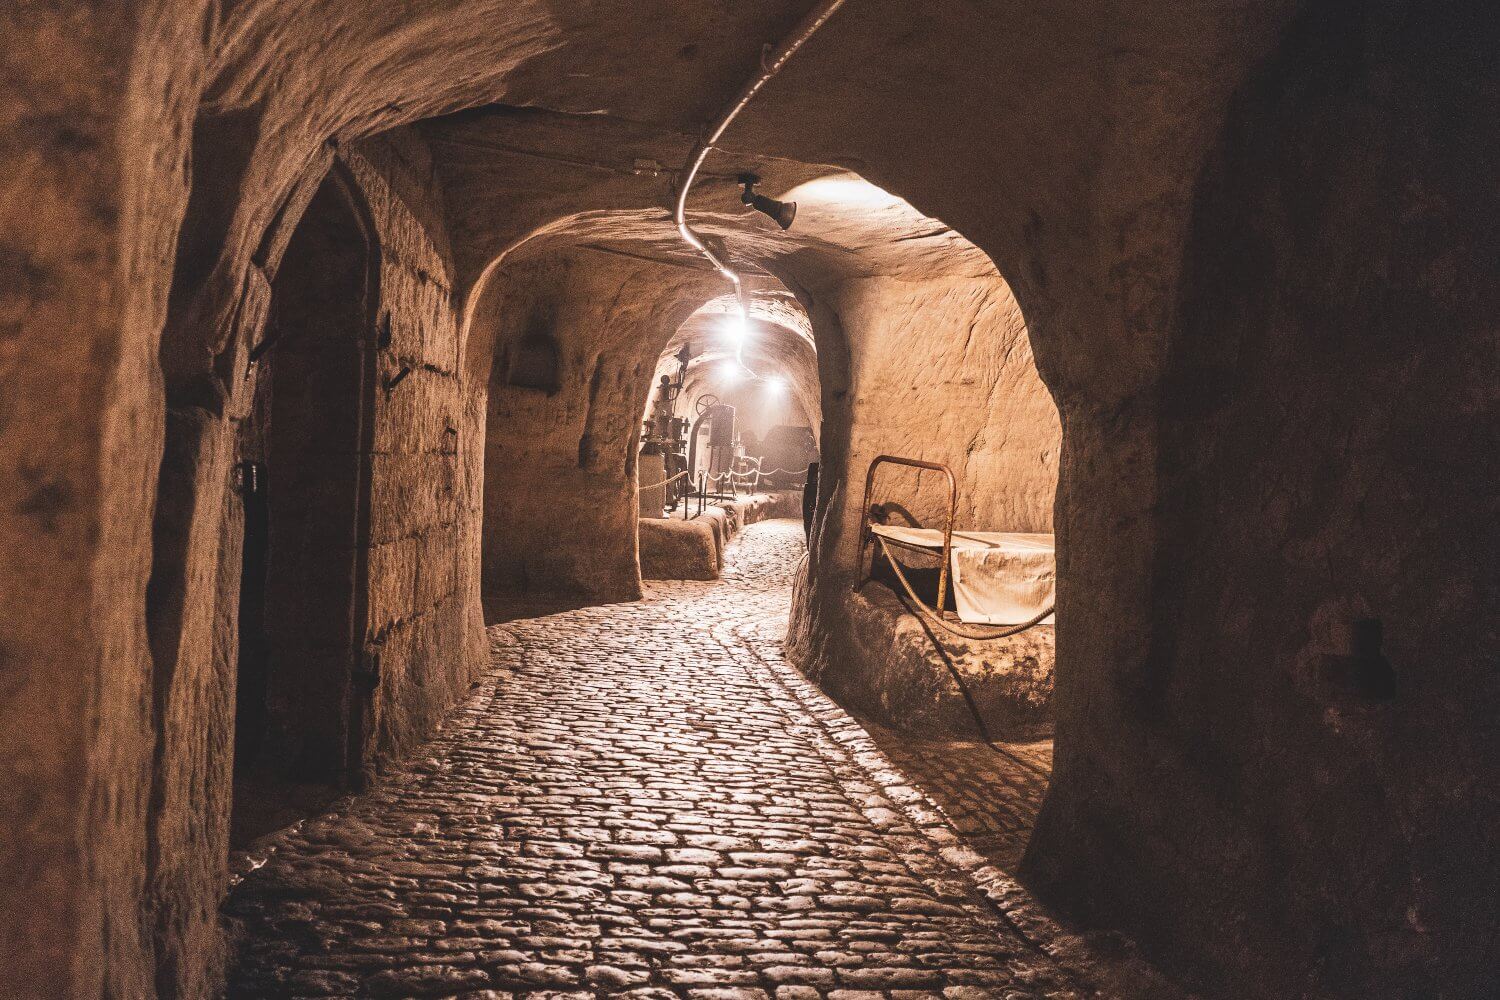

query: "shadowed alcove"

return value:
[231, 168, 379, 843]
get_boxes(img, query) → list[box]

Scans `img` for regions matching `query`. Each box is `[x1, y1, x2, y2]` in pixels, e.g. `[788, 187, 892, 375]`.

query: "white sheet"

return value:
[871, 524, 1056, 626]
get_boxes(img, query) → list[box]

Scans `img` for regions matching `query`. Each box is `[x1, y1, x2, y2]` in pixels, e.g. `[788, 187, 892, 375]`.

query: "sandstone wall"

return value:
[787, 274, 1061, 733]
[830, 276, 1057, 535]
[475, 248, 715, 609]
[0, 4, 207, 996]
[1020, 8, 1500, 995]
[346, 137, 489, 771]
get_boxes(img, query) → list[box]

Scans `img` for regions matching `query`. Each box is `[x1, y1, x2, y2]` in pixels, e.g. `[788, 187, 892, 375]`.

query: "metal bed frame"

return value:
[858, 454, 959, 616]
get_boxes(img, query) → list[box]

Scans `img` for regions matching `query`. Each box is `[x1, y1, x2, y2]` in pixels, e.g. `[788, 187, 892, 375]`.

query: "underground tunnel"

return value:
[2, 2, 1498, 999]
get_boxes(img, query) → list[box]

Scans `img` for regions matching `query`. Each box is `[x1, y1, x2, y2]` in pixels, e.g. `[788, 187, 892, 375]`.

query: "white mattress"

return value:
[871, 524, 1056, 626]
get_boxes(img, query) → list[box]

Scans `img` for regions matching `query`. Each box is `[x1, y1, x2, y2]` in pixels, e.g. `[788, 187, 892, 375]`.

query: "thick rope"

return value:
[874, 535, 1054, 640]
[678, 468, 802, 495]
[638, 469, 692, 492]
[740, 456, 806, 478]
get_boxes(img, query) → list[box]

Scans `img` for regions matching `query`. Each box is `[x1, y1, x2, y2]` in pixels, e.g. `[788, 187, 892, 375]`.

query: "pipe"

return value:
[672, 0, 853, 370]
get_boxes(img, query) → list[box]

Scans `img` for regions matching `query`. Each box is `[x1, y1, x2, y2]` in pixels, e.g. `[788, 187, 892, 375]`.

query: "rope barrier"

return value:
[739, 456, 806, 478]
[730, 467, 802, 479]
[643, 465, 802, 496]
[873, 534, 1054, 640]
[638, 470, 692, 492]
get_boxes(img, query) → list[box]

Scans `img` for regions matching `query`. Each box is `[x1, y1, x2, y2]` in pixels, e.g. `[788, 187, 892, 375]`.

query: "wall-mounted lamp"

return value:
[739, 174, 797, 231]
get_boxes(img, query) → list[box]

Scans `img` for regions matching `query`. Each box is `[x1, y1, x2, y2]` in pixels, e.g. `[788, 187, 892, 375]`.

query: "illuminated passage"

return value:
[223, 519, 1092, 997]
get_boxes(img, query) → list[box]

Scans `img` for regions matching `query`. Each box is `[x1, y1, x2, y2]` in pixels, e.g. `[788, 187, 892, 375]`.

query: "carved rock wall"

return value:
[347, 137, 489, 774]
[1023, 8, 1500, 995]
[142, 134, 488, 999]
[788, 274, 1061, 738]
[0, 4, 209, 996]
[476, 248, 716, 606]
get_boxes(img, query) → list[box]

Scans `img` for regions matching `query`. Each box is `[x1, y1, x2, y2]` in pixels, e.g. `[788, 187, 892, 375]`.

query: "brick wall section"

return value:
[345, 136, 488, 771]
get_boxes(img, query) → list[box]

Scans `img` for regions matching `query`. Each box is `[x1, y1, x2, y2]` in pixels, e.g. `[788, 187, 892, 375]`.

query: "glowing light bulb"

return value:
[722, 314, 748, 344]
[720, 362, 743, 384]
[764, 375, 786, 394]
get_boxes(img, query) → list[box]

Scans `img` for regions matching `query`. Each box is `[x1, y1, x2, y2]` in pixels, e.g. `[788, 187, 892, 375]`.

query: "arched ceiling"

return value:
[188, 0, 1298, 400]
[206, 1, 817, 136]
[652, 292, 822, 443]
[447, 102, 1011, 432]
[667, 291, 815, 357]
[419, 106, 1002, 306]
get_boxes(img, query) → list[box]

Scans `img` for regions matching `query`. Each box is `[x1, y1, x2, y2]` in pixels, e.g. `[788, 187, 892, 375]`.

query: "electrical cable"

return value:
[672, 0, 853, 382]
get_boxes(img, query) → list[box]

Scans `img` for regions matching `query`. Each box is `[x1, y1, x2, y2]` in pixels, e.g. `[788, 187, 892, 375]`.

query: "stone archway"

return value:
[468, 244, 720, 616]
[232, 166, 381, 843]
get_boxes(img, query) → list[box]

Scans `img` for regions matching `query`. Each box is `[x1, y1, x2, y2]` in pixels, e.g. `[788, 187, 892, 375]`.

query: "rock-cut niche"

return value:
[507, 325, 562, 394]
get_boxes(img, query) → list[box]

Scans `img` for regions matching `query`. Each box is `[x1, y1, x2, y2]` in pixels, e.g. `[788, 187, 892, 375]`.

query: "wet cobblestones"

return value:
[225, 520, 1089, 998]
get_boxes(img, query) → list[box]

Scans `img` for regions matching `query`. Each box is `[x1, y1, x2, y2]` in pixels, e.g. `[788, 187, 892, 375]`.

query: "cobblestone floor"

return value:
[857, 729, 1051, 874]
[223, 520, 1125, 999]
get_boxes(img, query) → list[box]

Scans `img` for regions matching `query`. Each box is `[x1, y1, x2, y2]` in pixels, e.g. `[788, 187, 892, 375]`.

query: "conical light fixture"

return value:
[738, 173, 797, 231]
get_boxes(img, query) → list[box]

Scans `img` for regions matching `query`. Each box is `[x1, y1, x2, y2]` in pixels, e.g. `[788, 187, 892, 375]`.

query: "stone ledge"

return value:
[640, 491, 802, 580]
[794, 581, 1054, 741]
[639, 516, 720, 580]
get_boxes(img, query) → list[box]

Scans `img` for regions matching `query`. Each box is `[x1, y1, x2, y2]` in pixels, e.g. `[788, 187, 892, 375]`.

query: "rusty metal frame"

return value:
[858, 455, 958, 615]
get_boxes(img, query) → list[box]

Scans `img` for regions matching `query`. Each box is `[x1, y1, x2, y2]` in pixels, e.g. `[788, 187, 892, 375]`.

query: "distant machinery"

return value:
[638, 346, 694, 516]
[688, 396, 737, 497]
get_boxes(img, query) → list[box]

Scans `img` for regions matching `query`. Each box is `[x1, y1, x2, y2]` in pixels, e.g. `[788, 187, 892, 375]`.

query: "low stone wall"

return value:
[640, 492, 801, 580]
[639, 518, 719, 580]
[719, 490, 802, 534]
[790, 574, 1054, 741]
